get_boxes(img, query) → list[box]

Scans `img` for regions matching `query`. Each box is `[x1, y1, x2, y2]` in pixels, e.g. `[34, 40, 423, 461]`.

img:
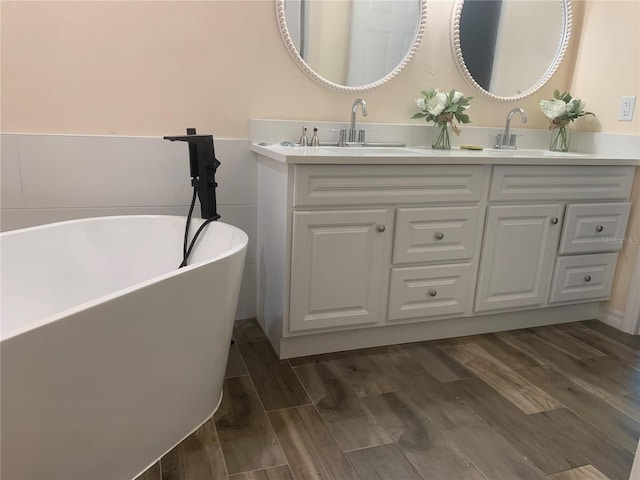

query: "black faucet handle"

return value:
[163, 129, 220, 220]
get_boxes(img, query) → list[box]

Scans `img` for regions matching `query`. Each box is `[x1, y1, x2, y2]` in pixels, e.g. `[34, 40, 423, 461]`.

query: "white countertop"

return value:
[252, 143, 640, 166]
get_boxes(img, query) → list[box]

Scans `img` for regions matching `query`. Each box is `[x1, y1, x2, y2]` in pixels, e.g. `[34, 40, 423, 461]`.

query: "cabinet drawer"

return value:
[388, 264, 471, 321]
[490, 166, 634, 202]
[294, 165, 485, 207]
[549, 253, 617, 304]
[559, 202, 631, 254]
[393, 206, 480, 264]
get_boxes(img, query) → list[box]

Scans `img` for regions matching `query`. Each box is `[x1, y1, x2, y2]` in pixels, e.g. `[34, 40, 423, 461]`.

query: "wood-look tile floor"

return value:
[137, 319, 640, 480]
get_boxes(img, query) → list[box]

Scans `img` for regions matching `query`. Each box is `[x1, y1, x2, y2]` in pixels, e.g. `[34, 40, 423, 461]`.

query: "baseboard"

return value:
[622, 249, 640, 335]
[598, 305, 625, 330]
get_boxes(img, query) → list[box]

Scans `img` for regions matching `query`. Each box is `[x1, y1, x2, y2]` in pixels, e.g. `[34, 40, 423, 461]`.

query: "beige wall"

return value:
[1, 0, 606, 138]
[570, 0, 640, 134]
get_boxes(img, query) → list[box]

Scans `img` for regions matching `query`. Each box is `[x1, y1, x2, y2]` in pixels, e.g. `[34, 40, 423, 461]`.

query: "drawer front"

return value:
[549, 253, 618, 304]
[490, 166, 634, 202]
[388, 264, 471, 321]
[393, 206, 480, 264]
[294, 165, 485, 207]
[559, 202, 631, 254]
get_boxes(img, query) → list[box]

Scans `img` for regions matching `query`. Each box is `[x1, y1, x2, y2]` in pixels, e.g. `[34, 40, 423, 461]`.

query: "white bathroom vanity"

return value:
[252, 140, 639, 358]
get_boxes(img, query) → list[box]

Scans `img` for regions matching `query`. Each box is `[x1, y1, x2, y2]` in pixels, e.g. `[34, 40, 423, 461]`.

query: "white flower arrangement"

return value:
[540, 90, 594, 127]
[412, 89, 472, 131]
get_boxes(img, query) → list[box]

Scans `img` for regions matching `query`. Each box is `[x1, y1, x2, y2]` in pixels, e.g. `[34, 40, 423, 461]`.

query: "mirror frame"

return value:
[451, 0, 573, 101]
[275, 0, 427, 93]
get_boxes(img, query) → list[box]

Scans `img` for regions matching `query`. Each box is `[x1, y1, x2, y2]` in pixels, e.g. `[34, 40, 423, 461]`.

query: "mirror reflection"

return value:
[283, 0, 421, 87]
[457, 0, 568, 98]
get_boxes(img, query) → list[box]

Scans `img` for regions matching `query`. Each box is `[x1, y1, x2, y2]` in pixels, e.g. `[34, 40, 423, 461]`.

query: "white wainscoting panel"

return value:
[18, 135, 176, 208]
[212, 139, 258, 206]
[1, 135, 23, 209]
[218, 204, 257, 265]
[0, 206, 190, 232]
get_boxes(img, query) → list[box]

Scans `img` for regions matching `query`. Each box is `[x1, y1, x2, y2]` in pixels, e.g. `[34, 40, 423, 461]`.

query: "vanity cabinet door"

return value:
[475, 204, 564, 312]
[289, 209, 392, 332]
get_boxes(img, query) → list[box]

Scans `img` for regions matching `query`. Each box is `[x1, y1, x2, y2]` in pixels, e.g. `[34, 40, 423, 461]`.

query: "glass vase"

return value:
[432, 121, 451, 150]
[549, 124, 571, 152]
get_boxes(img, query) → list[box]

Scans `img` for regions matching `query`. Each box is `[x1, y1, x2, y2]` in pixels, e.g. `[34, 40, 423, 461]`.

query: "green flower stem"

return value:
[550, 125, 570, 152]
[432, 122, 451, 149]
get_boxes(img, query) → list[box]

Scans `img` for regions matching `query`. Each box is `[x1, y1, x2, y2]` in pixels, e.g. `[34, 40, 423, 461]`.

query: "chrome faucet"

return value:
[348, 98, 368, 143]
[495, 107, 527, 149]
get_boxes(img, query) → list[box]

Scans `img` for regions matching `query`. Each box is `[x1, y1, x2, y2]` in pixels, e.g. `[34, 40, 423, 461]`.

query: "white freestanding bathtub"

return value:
[0, 215, 248, 480]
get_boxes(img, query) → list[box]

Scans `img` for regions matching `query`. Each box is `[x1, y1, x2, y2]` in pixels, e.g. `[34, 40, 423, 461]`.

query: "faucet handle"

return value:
[299, 126, 308, 146]
[311, 127, 320, 147]
[497, 133, 519, 150]
[508, 134, 523, 147]
[493, 132, 523, 150]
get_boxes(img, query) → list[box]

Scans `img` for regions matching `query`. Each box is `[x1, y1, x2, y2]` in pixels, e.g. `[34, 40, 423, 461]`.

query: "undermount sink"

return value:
[490, 148, 586, 157]
[540, 150, 587, 157]
[322, 146, 413, 156]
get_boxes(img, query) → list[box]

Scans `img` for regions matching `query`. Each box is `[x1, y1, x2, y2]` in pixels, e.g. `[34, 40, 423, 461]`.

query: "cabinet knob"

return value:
[584, 275, 592, 282]
[551, 217, 559, 224]
[428, 289, 437, 297]
[376, 224, 386, 233]
[596, 225, 604, 233]
[435, 232, 445, 240]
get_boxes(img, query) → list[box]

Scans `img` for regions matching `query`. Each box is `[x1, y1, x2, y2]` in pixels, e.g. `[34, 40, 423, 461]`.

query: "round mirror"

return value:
[452, 0, 572, 101]
[276, 0, 427, 93]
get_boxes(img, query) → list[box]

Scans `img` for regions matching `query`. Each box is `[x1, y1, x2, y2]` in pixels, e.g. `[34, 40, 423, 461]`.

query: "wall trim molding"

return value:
[598, 305, 625, 330]
[622, 249, 640, 334]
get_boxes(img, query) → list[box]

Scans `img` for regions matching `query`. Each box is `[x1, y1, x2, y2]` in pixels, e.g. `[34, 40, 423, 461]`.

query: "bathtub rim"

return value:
[1, 215, 248, 342]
